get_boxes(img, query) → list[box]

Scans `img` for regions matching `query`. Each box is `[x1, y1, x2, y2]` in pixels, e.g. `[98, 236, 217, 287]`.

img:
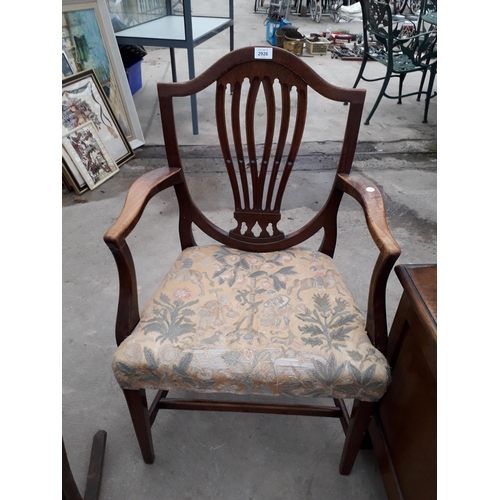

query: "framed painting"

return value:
[62, 52, 74, 77]
[62, 158, 89, 195]
[62, 170, 73, 192]
[62, 0, 144, 149]
[63, 122, 119, 190]
[63, 68, 134, 167]
[62, 146, 88, 194]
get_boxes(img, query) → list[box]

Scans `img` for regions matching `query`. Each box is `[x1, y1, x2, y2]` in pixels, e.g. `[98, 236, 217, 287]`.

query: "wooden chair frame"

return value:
[104, 46, 400, 475]
[62, 431, 107, 500]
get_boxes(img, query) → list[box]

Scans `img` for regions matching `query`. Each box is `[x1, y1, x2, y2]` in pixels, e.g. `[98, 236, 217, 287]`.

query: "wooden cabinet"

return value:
[370, 264, 437, 500]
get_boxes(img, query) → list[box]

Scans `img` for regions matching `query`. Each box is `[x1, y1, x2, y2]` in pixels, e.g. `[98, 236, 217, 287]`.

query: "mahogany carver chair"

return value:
[354, 0, 437, 124]
[104, 46, 401, 475]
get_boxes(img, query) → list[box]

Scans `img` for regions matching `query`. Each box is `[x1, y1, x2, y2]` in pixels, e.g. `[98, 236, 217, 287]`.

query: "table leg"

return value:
[169, 48, 177, 83]
[230, 0, 234, 51]
[187, 46, 198, 135]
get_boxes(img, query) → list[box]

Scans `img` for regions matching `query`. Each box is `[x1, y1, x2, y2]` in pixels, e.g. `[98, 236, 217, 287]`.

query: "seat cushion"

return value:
[371, 51, 419, 72]
[112, 246, 391, 402]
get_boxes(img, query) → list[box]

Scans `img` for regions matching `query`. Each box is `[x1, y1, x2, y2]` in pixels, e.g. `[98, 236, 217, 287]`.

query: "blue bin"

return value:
[126, 58, 143, 95]
[266, 18, 291, 46]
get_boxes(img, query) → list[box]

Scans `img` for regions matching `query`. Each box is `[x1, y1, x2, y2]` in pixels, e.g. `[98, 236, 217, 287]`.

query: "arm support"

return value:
[336, 172, 401, 354]
[103, 167, 184, 345]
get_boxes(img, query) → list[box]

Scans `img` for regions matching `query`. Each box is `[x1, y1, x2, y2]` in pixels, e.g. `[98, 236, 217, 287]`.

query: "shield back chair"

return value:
[104, 46, 401, 475]
[354, 0, 437, 124]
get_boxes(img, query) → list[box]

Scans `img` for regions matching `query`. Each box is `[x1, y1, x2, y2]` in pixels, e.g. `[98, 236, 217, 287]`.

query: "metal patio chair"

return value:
[353, 0, 437, 124]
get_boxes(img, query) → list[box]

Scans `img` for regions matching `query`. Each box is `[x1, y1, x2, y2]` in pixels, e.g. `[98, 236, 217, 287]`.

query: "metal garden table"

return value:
[114, 0, 234, 135]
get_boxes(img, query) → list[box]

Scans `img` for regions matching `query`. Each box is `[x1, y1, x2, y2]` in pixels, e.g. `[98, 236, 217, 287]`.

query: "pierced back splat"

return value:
[216, 62, 307, 244]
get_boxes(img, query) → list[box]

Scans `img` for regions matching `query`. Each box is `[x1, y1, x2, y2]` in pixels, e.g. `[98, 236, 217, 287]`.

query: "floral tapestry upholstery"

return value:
[112, 246, 391, 402]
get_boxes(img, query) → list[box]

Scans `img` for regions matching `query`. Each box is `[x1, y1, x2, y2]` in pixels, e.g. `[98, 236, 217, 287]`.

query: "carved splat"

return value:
[215, 62, 307, 243]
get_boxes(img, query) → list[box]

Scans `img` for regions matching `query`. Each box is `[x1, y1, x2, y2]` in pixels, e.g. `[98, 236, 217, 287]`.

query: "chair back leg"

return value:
[123, 389, 155, 464]
[422, 66, 437, 124]
[417, 68, 428, 102]
[397, 73, 407, 104]
[339, 400, 376, 475]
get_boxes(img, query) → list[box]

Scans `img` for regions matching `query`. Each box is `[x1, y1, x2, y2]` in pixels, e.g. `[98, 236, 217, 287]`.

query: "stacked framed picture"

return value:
[62, 0, 144, 148]
[62, 69, 134, 193]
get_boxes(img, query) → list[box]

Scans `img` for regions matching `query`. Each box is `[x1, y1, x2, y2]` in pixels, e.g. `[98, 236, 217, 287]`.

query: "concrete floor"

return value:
[62, 2, 436, 498]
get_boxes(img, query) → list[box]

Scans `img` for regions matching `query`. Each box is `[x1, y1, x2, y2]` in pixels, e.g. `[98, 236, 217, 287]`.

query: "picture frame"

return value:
[62, 51, 74, 77]
[62, 169, 73, 192]
[63, 68, 134, 167]
[63, 121, 119, 190]
[62, 0, 144, 149]
[62, 157, 89, 195]
[62, 145, 88, 193]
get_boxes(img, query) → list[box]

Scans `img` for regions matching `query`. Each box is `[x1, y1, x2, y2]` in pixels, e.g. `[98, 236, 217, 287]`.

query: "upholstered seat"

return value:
[113, 246, 390, 401]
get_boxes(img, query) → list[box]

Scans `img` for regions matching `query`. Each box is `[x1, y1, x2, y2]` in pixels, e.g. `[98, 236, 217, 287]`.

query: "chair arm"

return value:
[370, 27, 436, 56]
[395, 27, 437, 44]
[103, 167, 184, 346]
[335, 172, 401, 354]
[336, 173, 400, 256]
[104, 167, 183, 248]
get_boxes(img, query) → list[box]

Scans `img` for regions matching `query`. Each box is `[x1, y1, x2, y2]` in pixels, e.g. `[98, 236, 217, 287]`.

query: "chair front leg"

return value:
[345, 54, 369, 107]
[123, 389, 155, 464]
[364, 72, 391, 125]
[339, 400, 376, 475]
[353, 54, 368, 90]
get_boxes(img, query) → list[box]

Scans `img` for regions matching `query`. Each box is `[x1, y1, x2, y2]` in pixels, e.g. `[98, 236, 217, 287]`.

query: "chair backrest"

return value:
[359, 0, 395, 47]
[360, 0, 436, 65]
[416, 0, 437, 52]
[422, 0, 437, 14]
[157, 46, 366, 256]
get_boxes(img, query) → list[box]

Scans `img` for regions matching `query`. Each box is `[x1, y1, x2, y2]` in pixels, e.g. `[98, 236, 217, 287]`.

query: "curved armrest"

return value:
[336, 172, 401, 354]
[336, 173, 400, 257]
[104, 167, 183, 248]
[395, 27, 437, 44]
[103, 167, 184, 346]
